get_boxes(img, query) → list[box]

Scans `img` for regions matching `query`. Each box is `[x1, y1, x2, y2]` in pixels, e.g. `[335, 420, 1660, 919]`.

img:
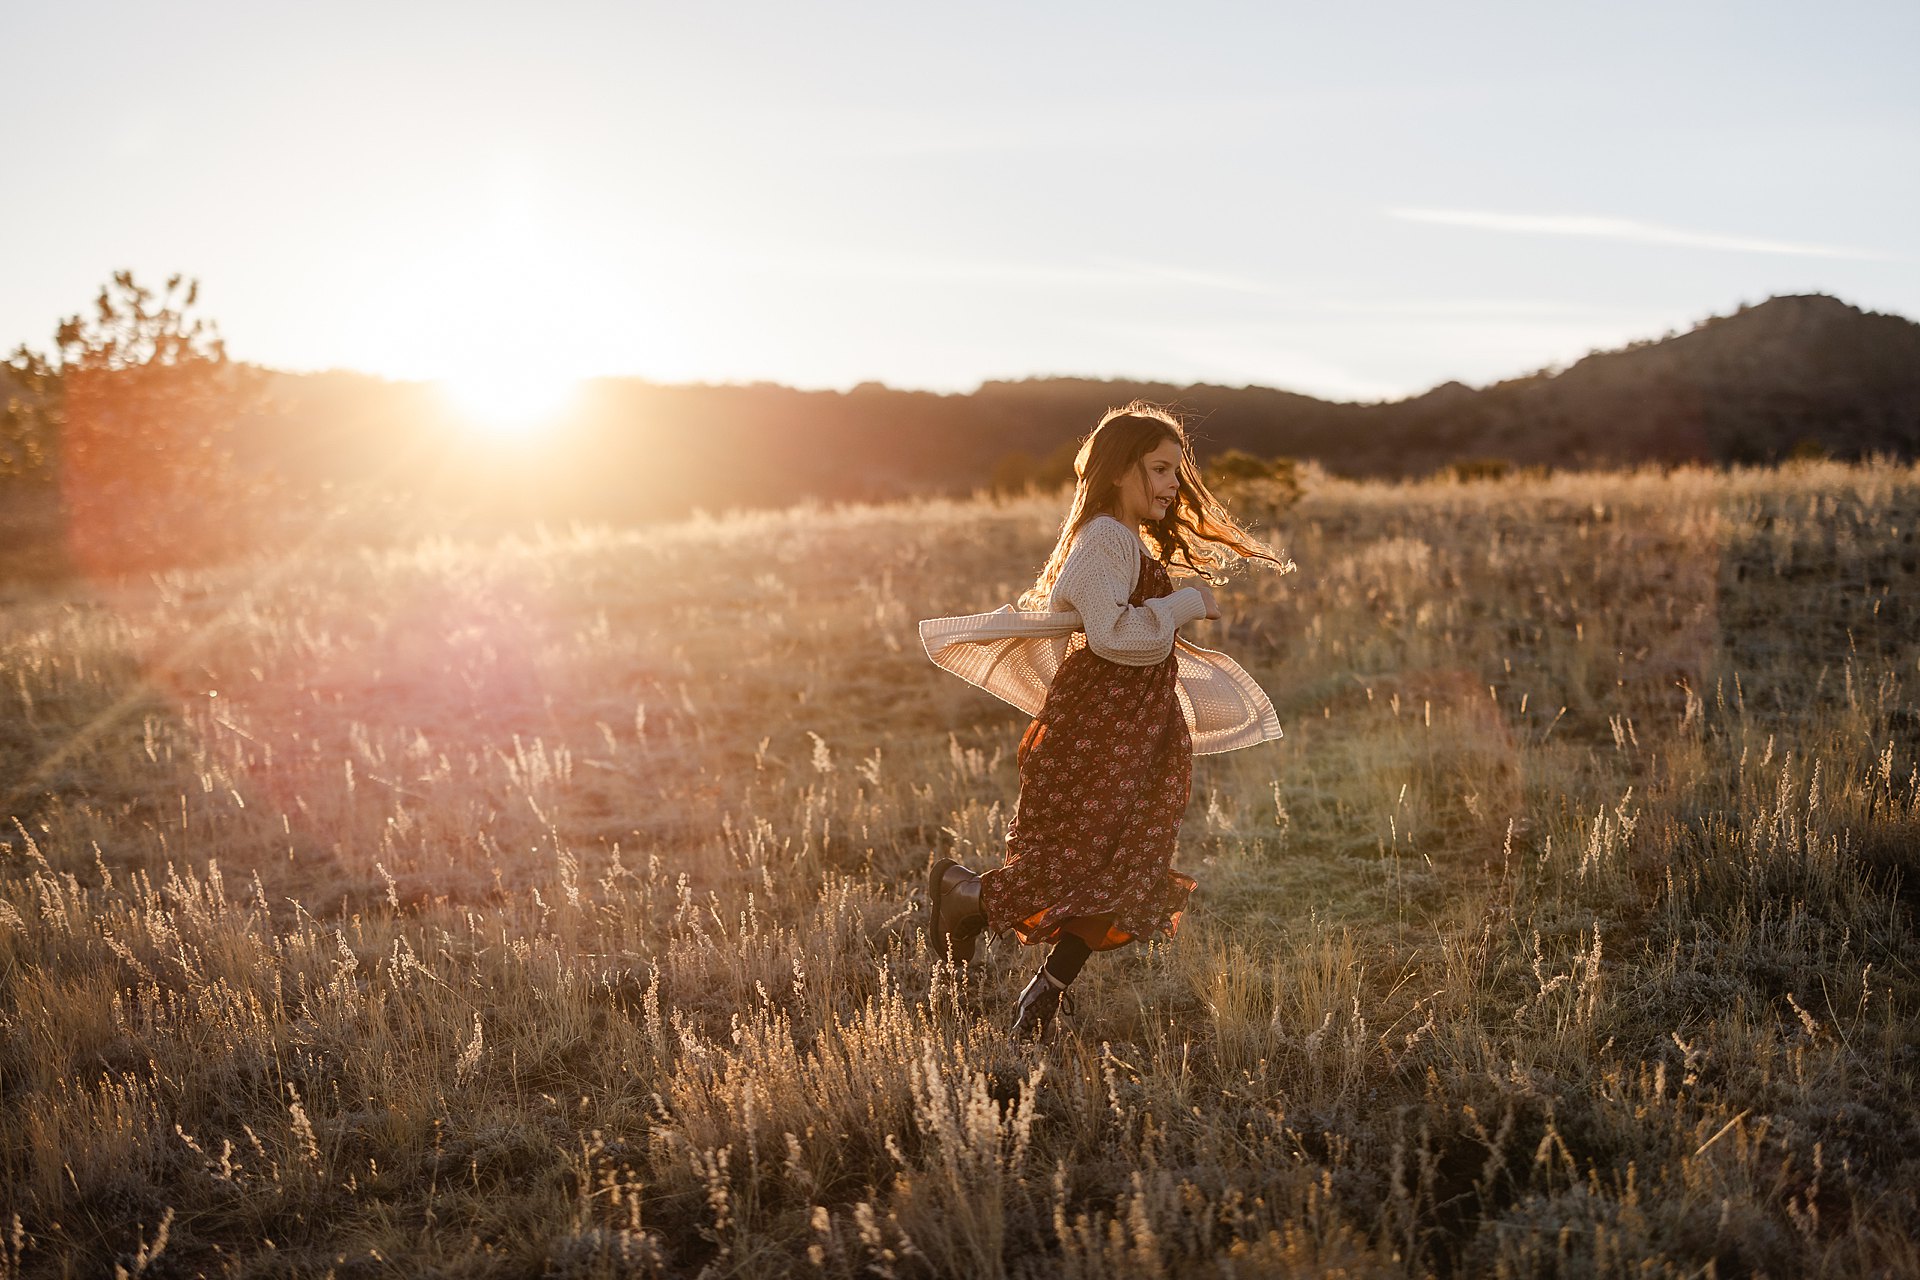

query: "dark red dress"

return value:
[978, 549, 1198, 951]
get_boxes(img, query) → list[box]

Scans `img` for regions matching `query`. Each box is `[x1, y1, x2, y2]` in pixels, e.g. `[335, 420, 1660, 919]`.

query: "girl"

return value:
[918, 402, 1290, 1038]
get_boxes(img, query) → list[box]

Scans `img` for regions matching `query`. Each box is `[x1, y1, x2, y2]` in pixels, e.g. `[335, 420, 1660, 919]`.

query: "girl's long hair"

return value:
[1016, 401, 1293, 610]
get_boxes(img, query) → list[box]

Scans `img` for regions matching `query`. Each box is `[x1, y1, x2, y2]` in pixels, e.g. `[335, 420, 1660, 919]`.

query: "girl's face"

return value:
[1112, 437, 1183, 526]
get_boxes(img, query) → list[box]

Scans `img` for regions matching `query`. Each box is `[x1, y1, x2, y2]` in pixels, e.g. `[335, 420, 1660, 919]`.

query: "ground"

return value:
[2, 461, 1918, 1277]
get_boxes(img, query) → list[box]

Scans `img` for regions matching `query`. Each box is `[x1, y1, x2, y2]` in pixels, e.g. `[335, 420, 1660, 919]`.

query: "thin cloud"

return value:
[1093, 259, 1283, 297]
[749, 250, 1282, 294]
[1388, 207, 1894, 262]
[1316, 297, 1624, 320]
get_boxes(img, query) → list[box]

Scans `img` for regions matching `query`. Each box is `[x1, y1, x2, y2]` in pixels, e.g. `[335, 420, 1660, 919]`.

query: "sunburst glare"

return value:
[437, 362, 583, 441]
[350, 179, 617, 443]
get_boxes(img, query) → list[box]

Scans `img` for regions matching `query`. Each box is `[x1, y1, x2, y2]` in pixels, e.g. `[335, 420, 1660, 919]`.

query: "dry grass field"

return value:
[3, 460, 1919, 1277]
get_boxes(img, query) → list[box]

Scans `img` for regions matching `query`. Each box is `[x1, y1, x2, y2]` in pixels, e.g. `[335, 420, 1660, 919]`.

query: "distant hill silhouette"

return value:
[1348, 294, 1920, 471]
[12, 294, 1919, 540]
[499, 294, 1920, 515]
[910, 294, 1920, 478]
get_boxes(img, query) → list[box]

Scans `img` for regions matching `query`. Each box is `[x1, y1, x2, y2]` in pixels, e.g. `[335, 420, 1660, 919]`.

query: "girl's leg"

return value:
[942, 863, 984, 920]
[1013, 932, 1092, 1039]
[928, 859, 987, 966]
[1044, 934, 1092, 986]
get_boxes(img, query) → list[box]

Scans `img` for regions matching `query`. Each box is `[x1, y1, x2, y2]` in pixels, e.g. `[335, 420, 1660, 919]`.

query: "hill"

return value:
[934, 295, 1920, 476]
[532, 294, 1920, 512]
[1345, 294, 1920, 471]
[9, 294, 1919, 542]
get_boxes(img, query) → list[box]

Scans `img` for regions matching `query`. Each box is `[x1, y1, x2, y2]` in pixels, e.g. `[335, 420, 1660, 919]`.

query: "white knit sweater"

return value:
[918, 515, 1283, 755]
[1050, 515, 1210, 664]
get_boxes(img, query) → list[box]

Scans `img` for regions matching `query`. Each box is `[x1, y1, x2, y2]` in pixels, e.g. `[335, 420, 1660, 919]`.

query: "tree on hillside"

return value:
[0, 345, 58, 486]
[1206, 448, 1304, 508]
[5, 272, 276, 574]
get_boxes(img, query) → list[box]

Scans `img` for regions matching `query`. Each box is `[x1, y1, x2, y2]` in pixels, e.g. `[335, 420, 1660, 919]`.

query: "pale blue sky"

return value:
[5, 0, 1915, 403]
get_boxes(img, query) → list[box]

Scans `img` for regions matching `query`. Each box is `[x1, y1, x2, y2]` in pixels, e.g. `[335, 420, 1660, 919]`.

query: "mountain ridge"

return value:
[328, 293, 1920, 514]
[9, 294, 1917, 525]
[937, 293, 1920, 474]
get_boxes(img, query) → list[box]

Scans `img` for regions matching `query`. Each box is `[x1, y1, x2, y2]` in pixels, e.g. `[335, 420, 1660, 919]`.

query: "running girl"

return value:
[918, 402, 1290, 1037]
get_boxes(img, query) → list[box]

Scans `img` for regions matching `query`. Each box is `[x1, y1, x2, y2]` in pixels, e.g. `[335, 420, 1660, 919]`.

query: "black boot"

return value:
[926, 858, 986, 968]
[1010, 966, 1074, 1040]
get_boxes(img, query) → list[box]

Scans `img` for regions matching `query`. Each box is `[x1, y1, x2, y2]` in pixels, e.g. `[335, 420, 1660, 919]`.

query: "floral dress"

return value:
[978, 549, 1198, 951]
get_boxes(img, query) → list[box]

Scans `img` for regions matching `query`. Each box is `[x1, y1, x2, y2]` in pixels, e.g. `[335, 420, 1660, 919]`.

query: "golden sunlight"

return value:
[436, 362, 583, 441]
[351, 180, 629, 442]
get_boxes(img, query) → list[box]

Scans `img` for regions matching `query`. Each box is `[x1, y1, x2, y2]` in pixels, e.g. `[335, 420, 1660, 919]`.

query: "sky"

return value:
[5, 0, 1917, 405]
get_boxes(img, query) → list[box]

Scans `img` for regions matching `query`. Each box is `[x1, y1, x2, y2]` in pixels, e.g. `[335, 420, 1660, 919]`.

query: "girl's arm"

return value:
[1055, 518, 1208, 666]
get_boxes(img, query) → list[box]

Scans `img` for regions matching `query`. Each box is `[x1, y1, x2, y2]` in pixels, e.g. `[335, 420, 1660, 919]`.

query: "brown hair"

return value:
[1016, 401, 1292, 610]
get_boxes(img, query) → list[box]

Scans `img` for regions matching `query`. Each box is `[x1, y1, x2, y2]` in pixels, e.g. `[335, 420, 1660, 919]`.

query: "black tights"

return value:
[1044, 935, 1093, 986]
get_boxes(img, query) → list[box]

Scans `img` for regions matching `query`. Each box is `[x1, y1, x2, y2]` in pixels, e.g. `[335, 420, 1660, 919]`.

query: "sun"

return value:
[437, 361, 583, 442]
[349, 180, 630, 444]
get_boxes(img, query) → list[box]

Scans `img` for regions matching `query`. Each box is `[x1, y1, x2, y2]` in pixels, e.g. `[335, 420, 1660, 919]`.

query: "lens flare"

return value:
[437, 363, 582, 441]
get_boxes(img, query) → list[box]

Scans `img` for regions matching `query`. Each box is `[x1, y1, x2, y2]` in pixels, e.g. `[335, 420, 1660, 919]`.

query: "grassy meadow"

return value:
[3, 460, 1919, 1276]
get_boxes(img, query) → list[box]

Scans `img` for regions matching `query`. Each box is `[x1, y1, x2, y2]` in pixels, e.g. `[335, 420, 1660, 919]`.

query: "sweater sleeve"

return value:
[1053, 518, 1208, 666]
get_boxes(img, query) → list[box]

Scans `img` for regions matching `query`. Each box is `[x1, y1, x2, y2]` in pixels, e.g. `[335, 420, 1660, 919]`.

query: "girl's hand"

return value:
[1194, 581, 1221, 620]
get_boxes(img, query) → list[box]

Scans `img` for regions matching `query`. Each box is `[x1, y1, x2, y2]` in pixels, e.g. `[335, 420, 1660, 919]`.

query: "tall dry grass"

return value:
[2, 461, 1918, 1276]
